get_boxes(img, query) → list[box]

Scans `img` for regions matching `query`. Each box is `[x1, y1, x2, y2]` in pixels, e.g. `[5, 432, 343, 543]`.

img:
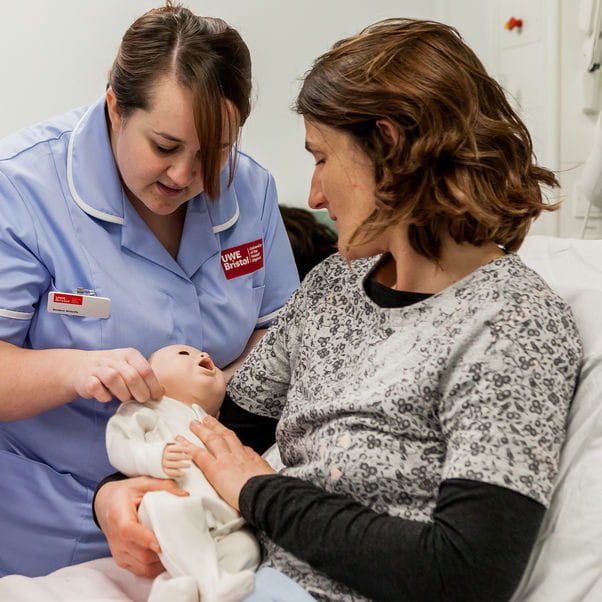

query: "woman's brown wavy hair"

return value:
[295, 19, 559, 258]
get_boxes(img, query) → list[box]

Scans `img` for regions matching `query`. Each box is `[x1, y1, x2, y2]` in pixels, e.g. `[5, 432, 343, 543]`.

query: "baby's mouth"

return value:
[198, 356, 214, 371]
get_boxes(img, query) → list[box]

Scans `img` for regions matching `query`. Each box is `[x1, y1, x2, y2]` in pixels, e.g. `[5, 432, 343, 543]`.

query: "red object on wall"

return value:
[505, 17, 523, 31]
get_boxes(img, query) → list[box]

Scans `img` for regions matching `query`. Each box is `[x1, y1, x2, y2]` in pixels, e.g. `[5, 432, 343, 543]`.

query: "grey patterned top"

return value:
[229, 252, 582, 600]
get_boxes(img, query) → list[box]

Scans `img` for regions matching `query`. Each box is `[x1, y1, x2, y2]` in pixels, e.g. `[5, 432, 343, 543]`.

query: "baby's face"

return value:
[149, 344, 226, 415]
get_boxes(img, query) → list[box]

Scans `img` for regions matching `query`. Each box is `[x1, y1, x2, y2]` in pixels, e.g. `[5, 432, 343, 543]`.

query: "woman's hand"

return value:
[178, 416, 276, 510]
[94, 476, 187, 578]
[71, 348, 164, 403]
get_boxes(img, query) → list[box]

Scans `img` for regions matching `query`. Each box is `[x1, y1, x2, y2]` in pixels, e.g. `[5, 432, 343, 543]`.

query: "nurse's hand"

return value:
[177, 416, 276, 511]
[94, 476, 188, 578]
[72, 347, 164, 403]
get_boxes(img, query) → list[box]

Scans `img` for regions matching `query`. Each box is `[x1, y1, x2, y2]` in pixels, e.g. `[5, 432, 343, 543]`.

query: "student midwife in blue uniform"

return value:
[0, 4, 298, 578]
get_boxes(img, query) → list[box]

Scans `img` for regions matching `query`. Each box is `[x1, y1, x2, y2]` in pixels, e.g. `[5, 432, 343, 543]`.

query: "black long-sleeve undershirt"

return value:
[239, 475, 544, 601]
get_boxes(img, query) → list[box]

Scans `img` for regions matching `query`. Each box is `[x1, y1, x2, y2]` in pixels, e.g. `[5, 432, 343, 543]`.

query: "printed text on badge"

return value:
[221, 239, 264, 280]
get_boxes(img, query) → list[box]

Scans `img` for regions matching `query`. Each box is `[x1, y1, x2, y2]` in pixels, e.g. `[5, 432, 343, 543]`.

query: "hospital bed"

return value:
[0, 234, 601, 601]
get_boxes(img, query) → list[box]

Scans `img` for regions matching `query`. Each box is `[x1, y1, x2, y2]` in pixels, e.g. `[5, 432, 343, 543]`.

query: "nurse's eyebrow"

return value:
[153, 130, 184, 143]
[305, 140, 316, 153]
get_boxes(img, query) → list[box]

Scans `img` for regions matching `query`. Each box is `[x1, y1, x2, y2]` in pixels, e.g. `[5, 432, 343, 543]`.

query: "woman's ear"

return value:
[105, 87, 122, 132]
[376, 119, 400, 145]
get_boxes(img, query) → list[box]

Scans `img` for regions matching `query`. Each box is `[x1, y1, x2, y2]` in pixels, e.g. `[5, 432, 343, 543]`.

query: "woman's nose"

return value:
[308, 172, 327, 210]
[168, 156, 199, 188]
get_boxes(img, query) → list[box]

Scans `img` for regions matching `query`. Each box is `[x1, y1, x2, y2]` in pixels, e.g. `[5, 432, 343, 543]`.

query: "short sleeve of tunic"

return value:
[0, 169, 50, 345]
[438, 259, 582, 505]
[255, 173, 300, 326]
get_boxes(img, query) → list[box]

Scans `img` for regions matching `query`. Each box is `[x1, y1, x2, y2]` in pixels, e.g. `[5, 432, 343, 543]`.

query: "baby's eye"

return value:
[178, 351, 190, 355]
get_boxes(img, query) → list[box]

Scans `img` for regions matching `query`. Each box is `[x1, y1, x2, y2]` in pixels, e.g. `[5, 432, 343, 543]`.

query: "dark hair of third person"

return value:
[280, 206, 338, 280]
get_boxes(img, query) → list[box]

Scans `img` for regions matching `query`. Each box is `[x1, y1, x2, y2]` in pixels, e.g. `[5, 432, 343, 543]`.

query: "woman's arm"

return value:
[240, 474, 544, 602]
[186, 417, 544, 602]
[0, 340, 164, 421]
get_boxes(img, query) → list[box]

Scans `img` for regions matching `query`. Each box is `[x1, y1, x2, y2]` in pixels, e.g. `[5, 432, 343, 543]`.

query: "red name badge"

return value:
[221, 239, 264, 280]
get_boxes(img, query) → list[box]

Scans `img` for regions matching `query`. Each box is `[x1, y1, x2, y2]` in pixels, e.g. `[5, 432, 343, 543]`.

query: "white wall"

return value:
[558, 0, 602, 238]
[432, 0, 496, 72]
[0, 0, 432, 209]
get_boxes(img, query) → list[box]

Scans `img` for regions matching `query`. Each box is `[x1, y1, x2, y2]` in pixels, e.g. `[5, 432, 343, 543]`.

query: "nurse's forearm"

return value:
[222, 328, 267, 381]
[0, 341, 163, 421]
[0, 341, 88, 420]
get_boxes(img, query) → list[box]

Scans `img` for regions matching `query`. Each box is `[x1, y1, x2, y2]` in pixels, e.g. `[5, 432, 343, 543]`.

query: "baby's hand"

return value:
[161, 442, 191, 478]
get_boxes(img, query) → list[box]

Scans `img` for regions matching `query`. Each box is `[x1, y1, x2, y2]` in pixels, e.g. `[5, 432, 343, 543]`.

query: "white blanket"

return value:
[0, 557, 152, 601]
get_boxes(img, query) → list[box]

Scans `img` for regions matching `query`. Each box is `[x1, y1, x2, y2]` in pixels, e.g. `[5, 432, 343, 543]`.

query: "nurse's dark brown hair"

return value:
[296, 19, 559, 259]
[108, 1, 251, 200]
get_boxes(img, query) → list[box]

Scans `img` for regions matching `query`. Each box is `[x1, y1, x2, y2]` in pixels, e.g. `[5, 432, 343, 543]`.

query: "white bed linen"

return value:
[513, 236, 602, 602]
[0, 557, 152, 601]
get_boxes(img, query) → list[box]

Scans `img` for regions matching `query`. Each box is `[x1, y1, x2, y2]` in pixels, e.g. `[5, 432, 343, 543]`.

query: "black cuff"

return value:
[91, 471, 129, 529]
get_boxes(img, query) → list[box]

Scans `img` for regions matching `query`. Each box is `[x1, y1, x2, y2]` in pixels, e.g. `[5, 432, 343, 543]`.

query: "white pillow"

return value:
[513, 236, 602, 601]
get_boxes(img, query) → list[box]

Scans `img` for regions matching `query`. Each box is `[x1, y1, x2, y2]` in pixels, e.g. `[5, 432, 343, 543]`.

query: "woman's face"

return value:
[304, 118, 382, 259]
[107, 74, 233, 215]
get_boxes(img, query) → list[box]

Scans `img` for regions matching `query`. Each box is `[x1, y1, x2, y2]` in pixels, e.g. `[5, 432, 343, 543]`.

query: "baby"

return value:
[106, 344, 260, 602]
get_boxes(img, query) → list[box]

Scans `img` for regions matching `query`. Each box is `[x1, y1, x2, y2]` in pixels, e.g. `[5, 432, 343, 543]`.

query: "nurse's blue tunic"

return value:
[0, 96, 299, 577]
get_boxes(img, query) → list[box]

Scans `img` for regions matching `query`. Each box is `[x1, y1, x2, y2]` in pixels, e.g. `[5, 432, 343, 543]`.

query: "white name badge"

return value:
[47, 291, 111, 319]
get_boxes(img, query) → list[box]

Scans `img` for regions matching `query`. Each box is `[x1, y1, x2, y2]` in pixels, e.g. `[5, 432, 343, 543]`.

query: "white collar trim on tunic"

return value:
[206, 150, 240, 233]
[211, 200, 239, 233]
[67, 103, 125, 225]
